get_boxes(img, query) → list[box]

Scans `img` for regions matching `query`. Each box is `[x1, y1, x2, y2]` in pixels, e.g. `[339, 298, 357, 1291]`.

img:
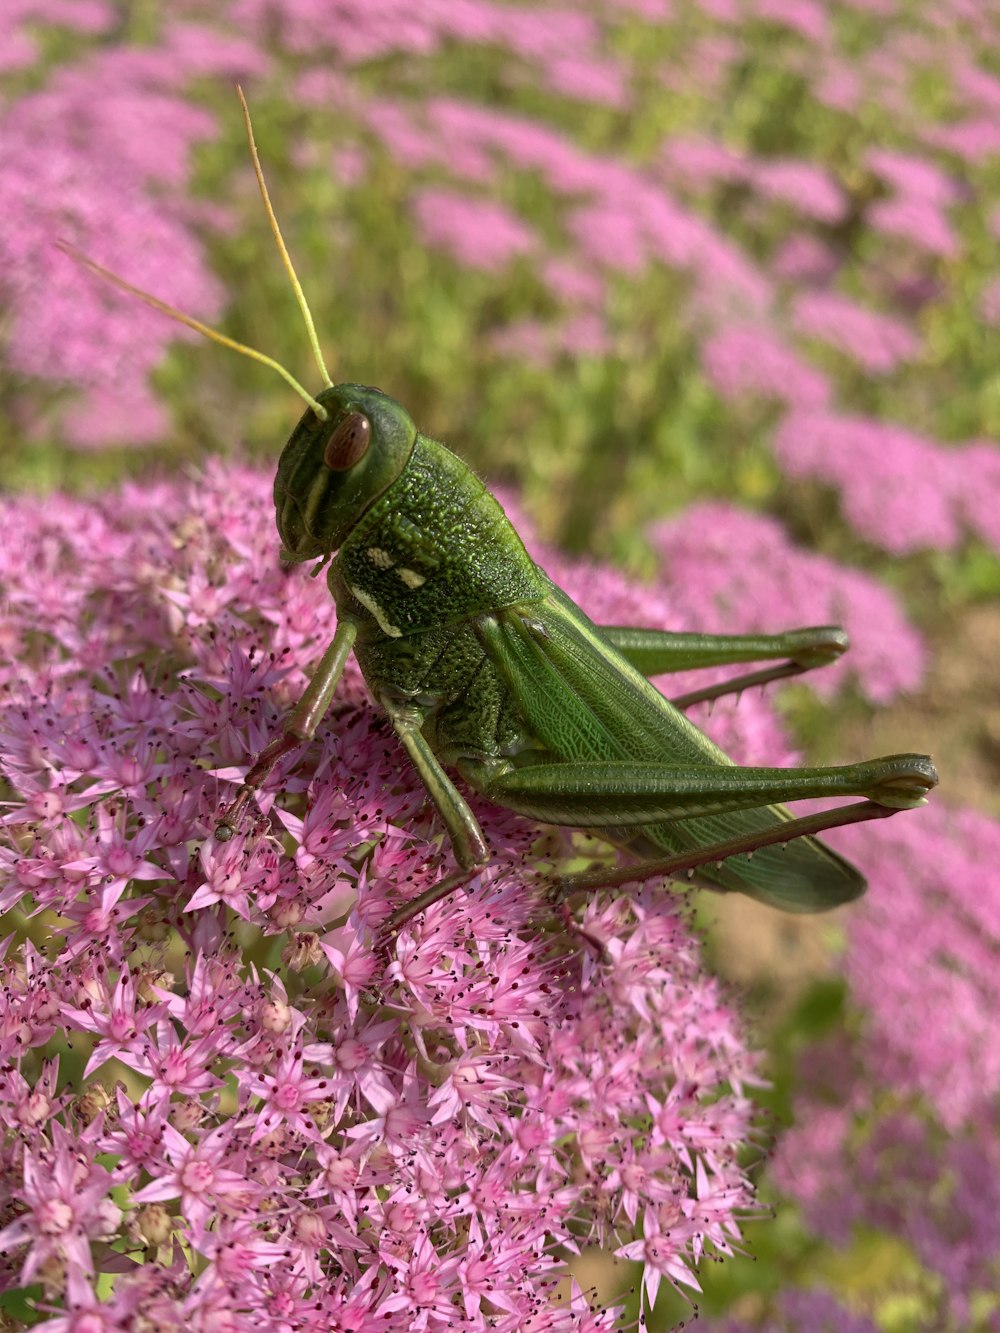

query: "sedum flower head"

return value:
[0, 465, 764, 1328]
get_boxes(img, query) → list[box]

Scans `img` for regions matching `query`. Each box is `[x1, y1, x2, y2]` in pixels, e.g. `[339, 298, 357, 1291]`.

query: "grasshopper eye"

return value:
[324, 412, 371, 471]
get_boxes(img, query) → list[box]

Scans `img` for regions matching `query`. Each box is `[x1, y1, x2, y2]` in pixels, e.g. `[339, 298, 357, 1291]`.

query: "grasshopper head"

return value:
[61, 102, 418, 567]
[274, 384, 417, 560]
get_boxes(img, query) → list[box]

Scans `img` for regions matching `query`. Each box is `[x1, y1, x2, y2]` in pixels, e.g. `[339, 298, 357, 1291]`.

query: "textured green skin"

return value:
[275, 383, 870, 911]
[334, 436, 545, 767]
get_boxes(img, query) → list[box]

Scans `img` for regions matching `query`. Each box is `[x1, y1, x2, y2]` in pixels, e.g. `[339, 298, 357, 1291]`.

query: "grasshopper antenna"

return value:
[57, 242, 330, 421]
[237, 85, 334, 391]
[57, 86, 335, 422]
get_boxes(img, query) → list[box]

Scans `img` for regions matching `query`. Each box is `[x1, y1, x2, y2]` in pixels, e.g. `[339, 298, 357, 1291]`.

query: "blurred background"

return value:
[2, 0, 999, 1327]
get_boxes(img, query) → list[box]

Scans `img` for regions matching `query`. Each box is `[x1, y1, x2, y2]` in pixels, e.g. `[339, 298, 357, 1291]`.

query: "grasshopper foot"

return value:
[868, 754, 939, 810]
[214, 788, 256, 841]
[545, 882, 613, 963]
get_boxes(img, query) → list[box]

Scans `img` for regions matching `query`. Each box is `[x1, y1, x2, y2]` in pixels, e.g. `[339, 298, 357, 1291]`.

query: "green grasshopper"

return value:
[66, 91, 938, 940]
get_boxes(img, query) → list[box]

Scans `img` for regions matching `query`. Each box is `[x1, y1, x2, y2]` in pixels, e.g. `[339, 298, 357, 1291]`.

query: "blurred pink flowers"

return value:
[702, 326, 832, 409]
[774, 411, 1000, 556]
[840, 805, 1000, 1129]
[3, 0, 1000, 1325]
[770, 802, 1000, 1324]
[1, 50, 229, 445]
[651, 502, 925, 703]
[413, 189, 539, 271]
[790, 291, 920, 374]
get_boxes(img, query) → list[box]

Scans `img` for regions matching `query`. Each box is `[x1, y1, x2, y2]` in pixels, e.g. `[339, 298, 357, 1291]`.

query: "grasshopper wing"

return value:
[473, 581, 866, 912]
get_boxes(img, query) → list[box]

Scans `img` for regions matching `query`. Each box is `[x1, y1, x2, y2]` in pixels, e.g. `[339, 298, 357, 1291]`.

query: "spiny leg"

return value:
[548, 798, 904, 901]
[375, 855, 606, 961]
[378, 865, 483, 945]
[377, 797, 912, 959]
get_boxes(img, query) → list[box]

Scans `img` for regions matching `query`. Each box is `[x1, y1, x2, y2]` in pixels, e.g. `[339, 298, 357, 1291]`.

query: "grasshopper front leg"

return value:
[375, 701, 492, 946]
[384, 701, 490, 871]
[215, 618, 358, 839]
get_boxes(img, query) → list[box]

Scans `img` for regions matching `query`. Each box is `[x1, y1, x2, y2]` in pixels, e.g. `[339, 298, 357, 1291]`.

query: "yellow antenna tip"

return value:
[236, 86, 334, 390]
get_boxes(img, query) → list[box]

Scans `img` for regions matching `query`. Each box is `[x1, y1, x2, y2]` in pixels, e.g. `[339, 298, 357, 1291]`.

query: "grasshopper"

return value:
[65, 91, 938, 940]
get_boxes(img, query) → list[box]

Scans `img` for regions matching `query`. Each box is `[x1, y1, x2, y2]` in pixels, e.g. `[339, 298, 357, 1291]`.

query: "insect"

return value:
[65, 91, 938, 940]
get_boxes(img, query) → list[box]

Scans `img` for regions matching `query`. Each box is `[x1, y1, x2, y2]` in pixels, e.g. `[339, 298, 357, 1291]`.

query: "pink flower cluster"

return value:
[865, 147, 962, 258]
[359, 94, 770, 320]
[661, 139, 847, 225]
[8, 0, 1000, 561]
[1, 0, 114, 73]
[235, 0, 630, 105]
[649, 503, 926, 704]
[413, 189, 539, 272]
[836, 805, 1000, 1130]
[772, 1050, 1000, 1325]
[0, 29, 266, 444]
[708, 1285, 880, 1333]
[701, 326, 832, 409]
[764, 802, 1000, 1325]
[790, 291, 920, 375]
[0, 465, 767, 1328]
[773, 411, 1000, 556]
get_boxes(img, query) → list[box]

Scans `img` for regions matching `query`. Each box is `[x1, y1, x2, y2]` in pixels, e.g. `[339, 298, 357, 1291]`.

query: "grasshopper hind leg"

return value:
[600, 624, 851, 709]
[549, 797, 906, 904]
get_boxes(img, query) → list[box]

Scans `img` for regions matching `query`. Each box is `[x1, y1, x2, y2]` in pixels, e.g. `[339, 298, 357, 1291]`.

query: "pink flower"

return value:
[814, 56, 862, 111]
[541, 257, 605, 306]
[836, 805, 1000, 1130]
[790, 290, 920, 373]
[748, 159, 847, 224]
[771, 233, 840, 285]
[866, 148, 960, 206]
[951, 57, 1000, 115]
[0, 466, 764, 1325]
[0, 1123, 118, 1286]
[868, 194, 960, 258]
[923, 117, 1000, 161]
[702, 325, 832, 408]
[61, 968, 166, 1077]
[750, 0, 830, 42]
[132, 1122, 256, 1241]
[774, 1029, 1000, 1324]
[568, 200, 648, 272]
[650, 502, 926, 704]
[413, 188, 538, 271]
[546, 53, 630, 108]
[773, 410, 1000, 555]
[661, 136, 747, 192]
[959, 440, 1000, 549]
[100, 1088, 172, 1178]
[1, 54, 223, 447]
